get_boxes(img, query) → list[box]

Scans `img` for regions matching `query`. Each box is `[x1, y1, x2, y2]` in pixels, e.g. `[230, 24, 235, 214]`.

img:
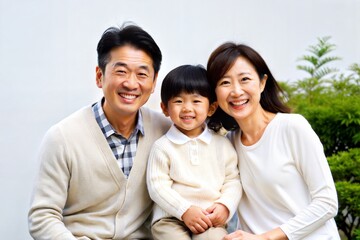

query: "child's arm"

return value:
[147, 141, 212, 233]
[209, 138, 242, 226]
[182, 205, 213, 234]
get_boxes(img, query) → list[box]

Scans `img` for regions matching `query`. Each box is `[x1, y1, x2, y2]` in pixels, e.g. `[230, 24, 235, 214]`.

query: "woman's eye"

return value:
[218, 80, 230, 86]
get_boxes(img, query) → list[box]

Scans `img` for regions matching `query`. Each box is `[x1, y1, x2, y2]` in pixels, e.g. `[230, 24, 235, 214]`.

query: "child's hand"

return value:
[182, 205, 213, 234]
[206, 203, 229, 227]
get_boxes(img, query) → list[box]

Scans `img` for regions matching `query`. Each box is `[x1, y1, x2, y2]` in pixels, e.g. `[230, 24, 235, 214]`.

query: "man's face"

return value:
[96, 45, 157, 121]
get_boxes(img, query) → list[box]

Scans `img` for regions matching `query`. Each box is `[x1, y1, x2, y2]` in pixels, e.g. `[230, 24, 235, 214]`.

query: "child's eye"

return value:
[241, 77, 250, 82]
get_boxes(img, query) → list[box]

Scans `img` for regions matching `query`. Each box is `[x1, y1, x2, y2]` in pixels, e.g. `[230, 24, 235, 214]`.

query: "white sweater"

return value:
[28, 106, 171, 240]
[228, 113, 340, 240]
[147, 125, 241, 224]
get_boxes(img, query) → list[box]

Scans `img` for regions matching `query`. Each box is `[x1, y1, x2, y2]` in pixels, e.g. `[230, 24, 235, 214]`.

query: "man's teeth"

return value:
[121, 94, 136, 99]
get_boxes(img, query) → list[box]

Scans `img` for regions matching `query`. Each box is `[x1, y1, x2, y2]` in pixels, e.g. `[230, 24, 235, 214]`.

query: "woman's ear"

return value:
[260, 74, 268, 93]
[160, 102, 169, 117]
[208, 102, 218, 117]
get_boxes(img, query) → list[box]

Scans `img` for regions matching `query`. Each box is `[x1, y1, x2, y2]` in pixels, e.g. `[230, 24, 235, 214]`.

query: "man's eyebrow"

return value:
[112, 62, 150, 72]
[138, 65, 150, 72]
[112, 62, 127, 68]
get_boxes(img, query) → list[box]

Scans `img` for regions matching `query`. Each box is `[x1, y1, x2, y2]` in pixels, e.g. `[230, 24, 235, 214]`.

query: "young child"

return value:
[147, 65, 241, 240]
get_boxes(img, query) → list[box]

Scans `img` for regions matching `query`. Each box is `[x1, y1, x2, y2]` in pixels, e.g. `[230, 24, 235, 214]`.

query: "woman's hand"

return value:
[223, 228, 288, 240]
[223, 230, 266, 240]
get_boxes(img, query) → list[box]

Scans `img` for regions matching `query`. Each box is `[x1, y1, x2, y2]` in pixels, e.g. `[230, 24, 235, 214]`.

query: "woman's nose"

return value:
[231, 82, 244, 96]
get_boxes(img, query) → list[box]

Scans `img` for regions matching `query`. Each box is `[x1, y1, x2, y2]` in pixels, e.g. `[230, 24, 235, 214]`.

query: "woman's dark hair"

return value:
[207, 42, 291, 132]
[161, 65, 214, 106]
[97, 23, 162, 75]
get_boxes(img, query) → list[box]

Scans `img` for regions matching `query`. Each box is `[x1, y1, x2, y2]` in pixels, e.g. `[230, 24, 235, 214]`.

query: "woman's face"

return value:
[215, 56, 267, 122]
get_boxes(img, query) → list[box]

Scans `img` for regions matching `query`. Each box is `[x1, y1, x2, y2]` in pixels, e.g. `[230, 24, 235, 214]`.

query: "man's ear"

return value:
[151, 73, 158, 93]
[208, 102, 218, 117]
[96, 66, 103, 88]
[160, 102, 169, 117]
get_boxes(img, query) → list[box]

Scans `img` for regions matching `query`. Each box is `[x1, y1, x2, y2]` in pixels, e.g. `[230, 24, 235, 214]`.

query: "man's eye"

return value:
[138, 73, 148, 77]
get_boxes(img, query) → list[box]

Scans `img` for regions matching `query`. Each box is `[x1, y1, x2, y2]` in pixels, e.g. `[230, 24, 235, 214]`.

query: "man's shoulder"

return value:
[140, 107, 163, 118]
[57, 105, 93, 126]
[140, 107, 171, 139]
[46, 105, 94, 136]
[140, 107, 171, 126]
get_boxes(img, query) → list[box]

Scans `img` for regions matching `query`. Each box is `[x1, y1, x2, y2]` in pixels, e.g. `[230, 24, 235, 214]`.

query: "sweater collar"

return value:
[166, 124, 212, 145]
[92, 98, 145, 138]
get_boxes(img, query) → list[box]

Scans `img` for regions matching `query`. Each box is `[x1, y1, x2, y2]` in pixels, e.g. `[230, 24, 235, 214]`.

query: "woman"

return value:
[207, 42, 340, 240]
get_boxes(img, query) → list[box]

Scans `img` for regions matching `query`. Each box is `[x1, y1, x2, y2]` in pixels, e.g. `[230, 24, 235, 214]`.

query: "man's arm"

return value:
[28, 127, 77, 240]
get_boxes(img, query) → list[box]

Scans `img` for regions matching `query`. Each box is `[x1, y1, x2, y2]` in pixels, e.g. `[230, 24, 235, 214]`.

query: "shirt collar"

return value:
[166, 124, 212, 145]
[92, 98, 145, 138]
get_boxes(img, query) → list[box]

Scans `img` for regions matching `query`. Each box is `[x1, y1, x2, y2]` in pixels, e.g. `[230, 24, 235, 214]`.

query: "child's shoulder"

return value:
[209, 129, 234, 146]
[152, 134, 171, 148]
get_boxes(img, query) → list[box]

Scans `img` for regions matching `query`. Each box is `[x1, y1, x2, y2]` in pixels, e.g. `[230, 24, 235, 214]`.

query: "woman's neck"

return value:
[237, 110, 276, 146]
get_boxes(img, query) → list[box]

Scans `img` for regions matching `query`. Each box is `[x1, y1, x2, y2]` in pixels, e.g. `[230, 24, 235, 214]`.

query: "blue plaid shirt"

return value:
[92, 99, 144, 178]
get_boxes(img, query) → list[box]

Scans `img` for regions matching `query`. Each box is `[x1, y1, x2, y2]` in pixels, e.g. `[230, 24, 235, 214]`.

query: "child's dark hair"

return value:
[161, 65, 214, 106]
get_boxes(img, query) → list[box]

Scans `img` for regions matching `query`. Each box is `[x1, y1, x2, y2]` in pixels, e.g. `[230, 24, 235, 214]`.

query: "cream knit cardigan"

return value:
[28, 106, 171, 240]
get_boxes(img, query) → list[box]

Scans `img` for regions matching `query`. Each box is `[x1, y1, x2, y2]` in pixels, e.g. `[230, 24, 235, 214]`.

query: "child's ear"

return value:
[207, 102, 218, 117]
[160, 102, 169, 117]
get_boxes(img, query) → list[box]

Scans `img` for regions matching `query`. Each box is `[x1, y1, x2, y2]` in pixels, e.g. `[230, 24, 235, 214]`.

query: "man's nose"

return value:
[123, 73, 138, 89]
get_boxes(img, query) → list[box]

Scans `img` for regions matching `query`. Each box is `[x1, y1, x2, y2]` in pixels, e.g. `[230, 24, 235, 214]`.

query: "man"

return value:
[28, 24, 171, 240]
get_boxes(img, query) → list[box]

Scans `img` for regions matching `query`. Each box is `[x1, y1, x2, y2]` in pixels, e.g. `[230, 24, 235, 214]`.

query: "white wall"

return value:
[0, 0, 359, 238]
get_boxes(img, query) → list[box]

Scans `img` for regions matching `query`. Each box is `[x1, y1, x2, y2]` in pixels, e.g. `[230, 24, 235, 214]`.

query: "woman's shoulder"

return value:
[276, 112, 305, 120]
[276, 113, 310, 127]
[275, 113, 315, 139]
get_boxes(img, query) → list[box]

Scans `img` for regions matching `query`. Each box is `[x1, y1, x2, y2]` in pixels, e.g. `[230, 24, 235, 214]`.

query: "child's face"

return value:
[161, 92, 217, 138]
